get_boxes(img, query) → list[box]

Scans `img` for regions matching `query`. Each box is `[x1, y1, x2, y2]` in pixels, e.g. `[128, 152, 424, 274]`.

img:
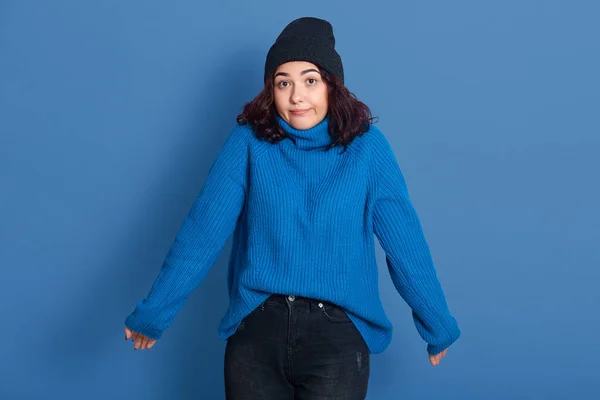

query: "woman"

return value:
[124, 16, 461, 399]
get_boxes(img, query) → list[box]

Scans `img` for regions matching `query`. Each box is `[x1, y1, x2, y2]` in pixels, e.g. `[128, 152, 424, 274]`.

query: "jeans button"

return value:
[288, 295, 295, 301]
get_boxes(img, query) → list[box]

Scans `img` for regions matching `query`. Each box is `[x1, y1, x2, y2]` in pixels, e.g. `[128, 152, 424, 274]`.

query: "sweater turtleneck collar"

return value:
[276, 114, 333, 150]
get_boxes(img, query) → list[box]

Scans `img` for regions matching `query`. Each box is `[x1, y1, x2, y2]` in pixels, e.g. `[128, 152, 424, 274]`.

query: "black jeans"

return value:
[224, 294, 370, 400]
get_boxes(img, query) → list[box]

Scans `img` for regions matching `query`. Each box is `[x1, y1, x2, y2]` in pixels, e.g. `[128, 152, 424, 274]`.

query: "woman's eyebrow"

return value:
[274, 69, 321, 78]
[300, 68, 321, 75]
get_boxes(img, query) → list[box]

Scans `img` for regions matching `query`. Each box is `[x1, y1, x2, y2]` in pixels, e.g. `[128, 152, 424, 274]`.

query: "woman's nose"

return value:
[291, 87, 305, 103]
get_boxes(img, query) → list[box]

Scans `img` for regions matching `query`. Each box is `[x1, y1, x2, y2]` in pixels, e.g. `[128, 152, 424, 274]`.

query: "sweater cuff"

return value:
[426, 325, 461, 355]
[124, 312, 164, 340]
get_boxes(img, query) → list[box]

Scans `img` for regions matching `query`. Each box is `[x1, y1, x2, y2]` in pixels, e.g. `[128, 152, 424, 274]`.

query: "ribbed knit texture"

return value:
[124, 115, 461, 355]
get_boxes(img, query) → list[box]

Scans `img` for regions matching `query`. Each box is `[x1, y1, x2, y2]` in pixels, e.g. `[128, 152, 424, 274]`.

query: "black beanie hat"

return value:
[264, 17, 344, 85]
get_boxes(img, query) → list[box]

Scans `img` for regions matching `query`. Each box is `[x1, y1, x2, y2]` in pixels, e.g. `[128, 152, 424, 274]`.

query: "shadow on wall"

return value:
[38, 48, 264, 400]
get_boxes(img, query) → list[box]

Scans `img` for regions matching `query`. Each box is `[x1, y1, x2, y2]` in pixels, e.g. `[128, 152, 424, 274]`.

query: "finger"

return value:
[437, 350, 447, 362]
[147, 339, 156, 349]
[133, 334, 142, 350]
[141, 335, 149, 350]
[134, 335, 143, 350]
[124, 327, 131, 340]
[131, 332, 139, 342]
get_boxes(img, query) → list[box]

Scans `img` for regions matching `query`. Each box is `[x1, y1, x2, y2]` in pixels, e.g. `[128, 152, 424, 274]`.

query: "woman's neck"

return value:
[276, 114, 333, 150]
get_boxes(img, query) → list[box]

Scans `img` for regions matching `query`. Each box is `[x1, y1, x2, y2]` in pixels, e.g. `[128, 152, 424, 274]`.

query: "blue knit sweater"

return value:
[124, 114, 461, 355]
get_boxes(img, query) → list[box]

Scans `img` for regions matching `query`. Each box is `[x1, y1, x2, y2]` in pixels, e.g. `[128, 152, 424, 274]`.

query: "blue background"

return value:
[1, 1, 598, 399]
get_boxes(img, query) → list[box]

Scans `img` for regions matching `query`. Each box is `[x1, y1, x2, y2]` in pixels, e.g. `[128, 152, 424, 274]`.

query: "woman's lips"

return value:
[290, 109, 310, 116]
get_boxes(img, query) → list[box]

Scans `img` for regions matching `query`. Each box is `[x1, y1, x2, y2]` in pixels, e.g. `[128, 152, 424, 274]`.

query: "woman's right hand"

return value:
[125, 326, 157, 350]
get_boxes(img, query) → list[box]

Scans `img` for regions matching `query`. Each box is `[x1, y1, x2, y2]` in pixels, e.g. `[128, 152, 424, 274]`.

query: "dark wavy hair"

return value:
[236, 65, 377, 152]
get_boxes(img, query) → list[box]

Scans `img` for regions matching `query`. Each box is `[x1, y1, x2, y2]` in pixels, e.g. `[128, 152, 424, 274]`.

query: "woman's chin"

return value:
[288, 115, 320, 130]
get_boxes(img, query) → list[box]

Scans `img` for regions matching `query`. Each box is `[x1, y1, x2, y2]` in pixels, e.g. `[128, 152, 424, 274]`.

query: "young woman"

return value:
[124, 16, 461, 399]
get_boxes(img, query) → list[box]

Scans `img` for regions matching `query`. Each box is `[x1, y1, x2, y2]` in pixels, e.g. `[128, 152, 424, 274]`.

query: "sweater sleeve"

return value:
[124, 124, 251, 340]
[370, 127, 461, 355]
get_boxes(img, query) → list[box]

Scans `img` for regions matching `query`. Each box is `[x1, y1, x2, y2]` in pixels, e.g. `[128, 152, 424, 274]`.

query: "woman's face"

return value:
[273, 61, 328, 130]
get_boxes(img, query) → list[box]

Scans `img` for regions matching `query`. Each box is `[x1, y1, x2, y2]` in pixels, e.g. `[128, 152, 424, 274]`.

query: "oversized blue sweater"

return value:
[124, 114, 461, 355]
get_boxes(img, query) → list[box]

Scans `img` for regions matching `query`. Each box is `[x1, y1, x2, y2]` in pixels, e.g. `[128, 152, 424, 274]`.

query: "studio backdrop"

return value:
[1, 0, 598, 399]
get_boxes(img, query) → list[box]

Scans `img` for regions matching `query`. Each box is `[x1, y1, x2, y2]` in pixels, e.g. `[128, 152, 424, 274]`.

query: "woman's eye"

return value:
[278, 81, 289, 88]
[307, 78, 317, 84]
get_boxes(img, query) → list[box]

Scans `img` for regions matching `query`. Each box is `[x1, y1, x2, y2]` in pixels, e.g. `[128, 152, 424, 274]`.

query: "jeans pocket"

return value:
[235, 306, 263, 334]
[319, 301, 352, 322]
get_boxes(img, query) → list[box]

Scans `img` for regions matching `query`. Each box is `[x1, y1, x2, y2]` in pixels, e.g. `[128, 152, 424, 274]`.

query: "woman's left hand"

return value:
[429, 348, 448, 366]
